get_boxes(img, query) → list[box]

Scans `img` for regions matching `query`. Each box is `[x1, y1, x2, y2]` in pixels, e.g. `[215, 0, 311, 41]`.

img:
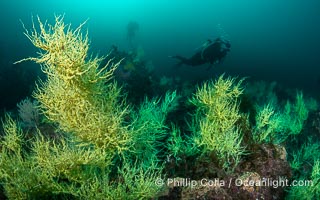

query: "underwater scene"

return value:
[0, 0, 320, 199]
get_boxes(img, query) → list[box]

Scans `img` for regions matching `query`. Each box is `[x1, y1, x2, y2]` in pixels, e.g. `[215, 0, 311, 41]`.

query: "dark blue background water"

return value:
[1, 0, 320, 109]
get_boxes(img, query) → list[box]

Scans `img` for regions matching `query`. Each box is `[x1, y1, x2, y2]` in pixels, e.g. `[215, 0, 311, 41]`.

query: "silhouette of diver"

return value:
[170, 37, 231, 69]
[126, 21, 139, 48]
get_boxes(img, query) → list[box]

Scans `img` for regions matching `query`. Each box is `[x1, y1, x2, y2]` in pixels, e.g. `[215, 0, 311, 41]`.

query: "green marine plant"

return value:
[167, 124, 183, 159]
[289, 137, 320, 173]
[166, 123, 197, 163]
[253, 91, 317, 144]
[188, 74, 246, 171]
[0, 15, 167, 199]
[280, 92, 309, 136]
[287, 159, 320, 200]
[253, 103, 281, 143]
[127, 91, 178, 168]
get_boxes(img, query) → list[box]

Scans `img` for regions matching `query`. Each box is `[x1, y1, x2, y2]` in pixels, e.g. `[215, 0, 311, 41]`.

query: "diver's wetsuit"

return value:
[171, 38, 231, 67]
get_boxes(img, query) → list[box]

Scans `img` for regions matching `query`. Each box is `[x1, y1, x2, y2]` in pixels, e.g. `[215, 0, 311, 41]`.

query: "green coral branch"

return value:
[253, 91, 317, 144]
[188, 74, 246, 171]
[127, 91, 177, 167]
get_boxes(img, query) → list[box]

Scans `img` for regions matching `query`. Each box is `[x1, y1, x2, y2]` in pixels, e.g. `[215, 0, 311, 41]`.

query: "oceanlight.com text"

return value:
[154, 177, 313, 189]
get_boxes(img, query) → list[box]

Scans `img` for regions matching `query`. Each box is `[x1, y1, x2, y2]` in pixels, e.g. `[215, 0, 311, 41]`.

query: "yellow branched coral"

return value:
[16, 15, 94, 83]
[0, 15, 167, 200]
[16, 15, 129, 152]
[1, 114, 23, 155]
[189, 74, 246, 170]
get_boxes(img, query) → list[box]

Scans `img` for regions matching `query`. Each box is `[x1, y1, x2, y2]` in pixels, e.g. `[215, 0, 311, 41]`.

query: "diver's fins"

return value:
[169, 55, 187, 67]
[169, 55, 187, 64]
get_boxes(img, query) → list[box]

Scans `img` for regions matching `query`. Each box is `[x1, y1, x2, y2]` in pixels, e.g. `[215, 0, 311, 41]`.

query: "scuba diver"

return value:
[170, 37, 231, 69]
[126, 21, 139, 49]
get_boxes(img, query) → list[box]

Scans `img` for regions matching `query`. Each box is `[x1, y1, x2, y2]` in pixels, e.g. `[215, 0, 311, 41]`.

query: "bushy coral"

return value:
[287, 159, 320, 200]
[253, 91, 318, 144]
[1, 15, 318, 200]
[166, 123, 198, 163]
[0, 115, 47, 199]
[280, 92, 309, 136]
[16, 15, 130, 153]
[0, 15, 166, 199]
[188, 74, 246, 170]
[126, 91, 177, 168]
[253, 103, 281, 143]
[0, 116, 163, 199]
[289, 137, 320, 173]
